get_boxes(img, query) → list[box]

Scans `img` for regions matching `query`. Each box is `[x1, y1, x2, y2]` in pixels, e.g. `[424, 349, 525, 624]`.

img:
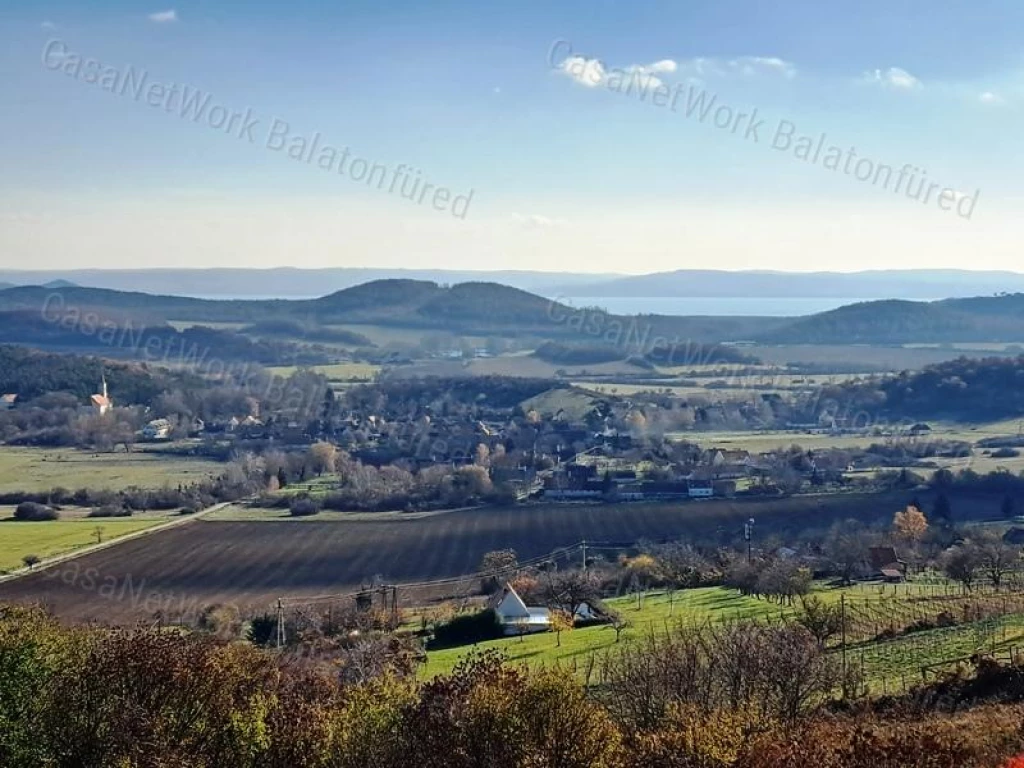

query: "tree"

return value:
[307, 441, 338, 477]
[93, 526, 105, 544]
[933, 492, 953, 524]
[824, 524, 872, 585]
[473, 443, 490, 467]
[975, 530, 1019, 590]
[480, 549, 518, 593]
[549, 609, 574, 647]
[653, 542, 710, 614]
[607, 612, 631, 642]
[795, 595, 844, 649]
[480, 549, 518, 575]
[624, 554, 659, 598]
[512, 617, 530, 643]
[893, 505, 928, 542]
[942, 542, 983, 592]
[541, 570, 600, 616]
[21, 553, 40, 570]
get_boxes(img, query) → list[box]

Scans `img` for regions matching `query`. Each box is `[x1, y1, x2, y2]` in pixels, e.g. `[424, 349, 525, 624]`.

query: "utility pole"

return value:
[581, 540, 587, 574]
[840, 593, 848, 698]
[275, 598, 285, 649]
[744, 518, 755, 564]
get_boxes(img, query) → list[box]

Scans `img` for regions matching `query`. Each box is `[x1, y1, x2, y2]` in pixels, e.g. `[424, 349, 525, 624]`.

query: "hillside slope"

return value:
[760, 294, 1024, 344]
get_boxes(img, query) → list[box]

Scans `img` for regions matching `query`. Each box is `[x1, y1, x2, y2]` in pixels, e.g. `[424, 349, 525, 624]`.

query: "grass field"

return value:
[0, 512, 167, 573]
[0, 447, 220, 493]
[422, 584, 1024, 691]
[421, 587, 795, 677]
[660, 418, 1024, 458]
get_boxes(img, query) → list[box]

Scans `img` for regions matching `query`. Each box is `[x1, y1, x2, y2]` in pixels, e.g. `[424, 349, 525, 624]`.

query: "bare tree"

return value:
[795, 595, 844, 649]
[942, 542, 984, 592]
[974, 530, 1020, 590]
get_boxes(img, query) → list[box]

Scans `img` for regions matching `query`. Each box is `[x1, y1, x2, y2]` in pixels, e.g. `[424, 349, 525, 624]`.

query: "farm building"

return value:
[492, 584, 551, 635]
[142, 419, 172, 440]
[868, 545, 906, 580]
[0, 394, 17, 410]
[491, 583, 605, 635]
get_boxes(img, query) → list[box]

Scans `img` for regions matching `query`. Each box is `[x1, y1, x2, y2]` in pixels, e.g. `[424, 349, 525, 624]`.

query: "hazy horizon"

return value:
[3, 1, 1024, 272]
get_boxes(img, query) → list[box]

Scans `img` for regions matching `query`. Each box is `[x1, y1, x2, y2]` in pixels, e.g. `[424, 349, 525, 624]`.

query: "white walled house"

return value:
[493, 585, 551, 635]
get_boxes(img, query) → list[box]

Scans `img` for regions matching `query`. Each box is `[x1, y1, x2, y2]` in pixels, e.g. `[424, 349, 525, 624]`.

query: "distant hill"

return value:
[41, 279, 79, 289]
[8, 279, 1023, 350]
[0, 268, 617, 298]
[0, 280, 785, 347]
[6, 267, 1024, 301]
[825, 355, 1024, 422]
[760, 294, 1024, 344]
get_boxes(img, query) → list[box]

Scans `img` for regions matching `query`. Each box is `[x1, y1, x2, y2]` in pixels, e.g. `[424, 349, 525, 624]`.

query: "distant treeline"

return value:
[815, 355, 1024, 422]
[0, 310, 339, 366]
[0, 346, 180, 403]
[532, 341, 757, 368]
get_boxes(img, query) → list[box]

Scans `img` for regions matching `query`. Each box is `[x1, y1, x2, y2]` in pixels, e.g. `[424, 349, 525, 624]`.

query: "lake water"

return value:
[551, 296, 894, 317]
[183, 293, 901, 318]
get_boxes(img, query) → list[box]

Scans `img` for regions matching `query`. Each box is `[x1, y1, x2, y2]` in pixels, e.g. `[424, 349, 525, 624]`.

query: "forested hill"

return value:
[0, 280, 783, 343]
[0, 346, 184, 403]
[4, 280, 1023, 346]
[759, 294, 1024, 344]
[822, 355, 1024, 422]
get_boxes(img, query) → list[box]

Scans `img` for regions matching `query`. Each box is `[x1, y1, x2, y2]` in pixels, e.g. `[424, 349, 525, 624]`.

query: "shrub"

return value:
[88, 505, 131, 518]
[13, 501, 58, 521]
[289, 496, 321, 517]
[429, 609, 503, 648]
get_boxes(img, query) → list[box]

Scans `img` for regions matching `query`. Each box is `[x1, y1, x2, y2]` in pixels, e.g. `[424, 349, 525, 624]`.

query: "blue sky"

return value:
[1, 0, 1022, 273]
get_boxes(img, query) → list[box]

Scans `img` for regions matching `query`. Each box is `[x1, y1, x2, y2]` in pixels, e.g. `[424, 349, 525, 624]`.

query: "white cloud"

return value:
[979, 90, 1006, 105]
[41, 20, 55, 29]
[648, 59, 678, 74]
[865, 67, 921, 90]
[511, 213, 563, 229]
[558, 55, 606, 87]
[557, 56, 678, 93]
[727, 56, 797, 78]
[674, 55, 796, 79]
[556, 51, 795, 93]
[148, 9, 177, 23]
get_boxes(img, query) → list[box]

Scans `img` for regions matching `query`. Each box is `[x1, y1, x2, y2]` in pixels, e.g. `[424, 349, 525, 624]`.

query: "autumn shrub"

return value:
[6, 602, 1024, 767]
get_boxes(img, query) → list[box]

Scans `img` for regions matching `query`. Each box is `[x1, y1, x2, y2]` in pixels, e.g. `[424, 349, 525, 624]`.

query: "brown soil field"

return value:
[0, 490, 1012, 624]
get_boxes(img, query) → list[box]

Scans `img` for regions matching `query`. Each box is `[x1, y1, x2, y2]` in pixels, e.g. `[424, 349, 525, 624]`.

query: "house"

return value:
[142, 418, 172, 441]
[492, 584, 551, 635]
[868, 546, 906, 579]
[879, 568, 905, 583]
[0, 394, 17, 410]
[710, 449, 751, 466]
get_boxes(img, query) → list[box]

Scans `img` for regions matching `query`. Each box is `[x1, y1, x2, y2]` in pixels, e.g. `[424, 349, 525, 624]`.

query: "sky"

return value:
[1, 0, 1023, 274]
